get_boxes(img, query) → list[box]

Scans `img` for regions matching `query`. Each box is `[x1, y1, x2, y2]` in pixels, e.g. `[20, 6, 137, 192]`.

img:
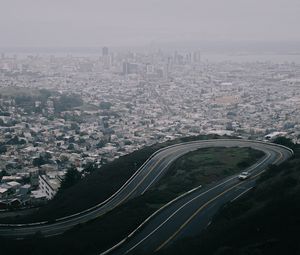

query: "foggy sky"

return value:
[1, 0, 300, 47]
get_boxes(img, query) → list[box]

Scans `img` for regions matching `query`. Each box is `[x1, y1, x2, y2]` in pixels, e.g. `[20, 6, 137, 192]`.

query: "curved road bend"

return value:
[0, 140, 293, 240]
[101, 141, 293, 255]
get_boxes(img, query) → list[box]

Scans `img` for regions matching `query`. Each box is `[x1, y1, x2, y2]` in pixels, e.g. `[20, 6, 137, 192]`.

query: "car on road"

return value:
[238, 171, 251, 180]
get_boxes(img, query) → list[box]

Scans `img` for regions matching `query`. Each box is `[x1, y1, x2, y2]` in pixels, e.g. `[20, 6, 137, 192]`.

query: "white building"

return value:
[39, 174, 61, 199]
[0, 188, 8, 199]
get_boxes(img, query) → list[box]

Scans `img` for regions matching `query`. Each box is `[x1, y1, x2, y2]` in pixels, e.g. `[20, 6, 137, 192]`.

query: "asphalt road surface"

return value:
[0, 139, 293, 244]
[100, 139, 293, 255]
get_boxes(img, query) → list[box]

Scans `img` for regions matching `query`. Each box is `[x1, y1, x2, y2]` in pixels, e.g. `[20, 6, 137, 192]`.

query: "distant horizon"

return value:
[1, 40, 300, 54]
[2, 0, 300, 50]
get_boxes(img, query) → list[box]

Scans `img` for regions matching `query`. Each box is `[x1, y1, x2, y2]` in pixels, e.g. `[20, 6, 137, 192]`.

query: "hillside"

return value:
[158, 141, 300, 255]
[0, 134, 225, 223]
[0, 136, 264, 255]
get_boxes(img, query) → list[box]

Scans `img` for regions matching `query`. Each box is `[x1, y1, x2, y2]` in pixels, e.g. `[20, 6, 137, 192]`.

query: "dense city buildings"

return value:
[0, 48, 299, 208]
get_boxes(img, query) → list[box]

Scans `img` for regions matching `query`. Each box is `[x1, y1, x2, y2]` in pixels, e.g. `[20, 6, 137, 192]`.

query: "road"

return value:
[0, 139, 293, 243]
[100, 140, 293, 255]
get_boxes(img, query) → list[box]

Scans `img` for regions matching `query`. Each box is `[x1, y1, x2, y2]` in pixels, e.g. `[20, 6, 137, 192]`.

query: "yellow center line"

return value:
[114, 147, 186, 207]
[113, 143, 213, 208]
[154, 180, 247, 252]
[116, 142, 274, 208]
[273, 150, 284, 165]
[155, 148, 284, 252]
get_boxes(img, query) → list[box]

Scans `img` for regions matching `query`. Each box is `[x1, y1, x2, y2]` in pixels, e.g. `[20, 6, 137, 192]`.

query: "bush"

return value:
[59, 167, 82, 191]
[54, 94, 83, 113]
[273, 137, 295, 149]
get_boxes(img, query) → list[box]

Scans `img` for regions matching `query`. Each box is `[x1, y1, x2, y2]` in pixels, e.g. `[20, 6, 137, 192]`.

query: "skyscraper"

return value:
[102, 47, 110, 69]
[102, 47, 109, 56]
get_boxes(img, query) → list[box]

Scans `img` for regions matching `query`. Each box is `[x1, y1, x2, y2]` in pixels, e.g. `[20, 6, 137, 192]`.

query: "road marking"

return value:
[123, 150, 272, 254]
[0, 140, 292, 239]
[155, 181, 245, 252]
[231, 187, 253, 202]
[273, 149, 284, 165]
[123, 174, 240, 254]
[206, 221, 212, 228]
[140, 150, 192, 194]
[117, 142, 218, 205]
[155, 150, 283, 251]
[140, 143, 271, 195]
[113, 146, 193, 207]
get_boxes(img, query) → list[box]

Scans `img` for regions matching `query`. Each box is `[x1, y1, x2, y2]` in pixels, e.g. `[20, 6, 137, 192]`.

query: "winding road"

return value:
[0, 139, 293, 253]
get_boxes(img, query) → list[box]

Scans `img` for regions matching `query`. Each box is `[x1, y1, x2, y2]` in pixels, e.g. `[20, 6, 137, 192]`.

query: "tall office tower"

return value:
[110, 52, 114, 66]
[167, 56, 172, 66]
[122, 62, 138, 75]
[174, 51, 179, 64]
[186, 52, 192, 64]
[164, 57, 173, 79]
[193, 51, 201, 63]
[163, 64, 169, 81]
[102, 47, 109, 56]
[102, 47, 110, 69]
[123, 62, 129, 75]
[146, 63, 154, 74]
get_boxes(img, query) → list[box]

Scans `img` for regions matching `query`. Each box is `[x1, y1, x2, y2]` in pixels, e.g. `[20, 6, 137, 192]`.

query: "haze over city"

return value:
[1, 0, 300, 47]
[0, 1, 300, 255]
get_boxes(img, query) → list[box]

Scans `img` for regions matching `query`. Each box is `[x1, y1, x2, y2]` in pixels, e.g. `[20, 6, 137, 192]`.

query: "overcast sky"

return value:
[1, 0, 300, 47]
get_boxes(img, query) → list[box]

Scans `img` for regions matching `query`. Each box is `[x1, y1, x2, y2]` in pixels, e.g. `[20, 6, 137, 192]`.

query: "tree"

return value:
[54, 94, 83, 113]
[273, 137, 295, 149]
[33, 152, 52, 166]
[60, 167, 82, 190]
[33, 157, 45, 167]
[0, 170, 8, 180]
[6, 135, 26, 145]
[0, 145, 7, 154]
[0, 119, 5, 126]
[84, 162, 98, 173]
[99, 101, 112, 110]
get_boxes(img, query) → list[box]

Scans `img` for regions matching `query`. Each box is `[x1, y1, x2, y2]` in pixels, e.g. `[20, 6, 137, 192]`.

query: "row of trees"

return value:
[2, 89, 83, 115]
[59, 163, 98, 192]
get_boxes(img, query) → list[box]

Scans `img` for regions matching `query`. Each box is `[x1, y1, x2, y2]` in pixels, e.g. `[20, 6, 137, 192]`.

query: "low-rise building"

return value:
[39, 174, 61, 199]
[0, 187, 8, 199]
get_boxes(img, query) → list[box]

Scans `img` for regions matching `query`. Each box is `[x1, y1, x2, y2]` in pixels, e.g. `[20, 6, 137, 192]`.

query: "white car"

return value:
[238, 171, 251, 180]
